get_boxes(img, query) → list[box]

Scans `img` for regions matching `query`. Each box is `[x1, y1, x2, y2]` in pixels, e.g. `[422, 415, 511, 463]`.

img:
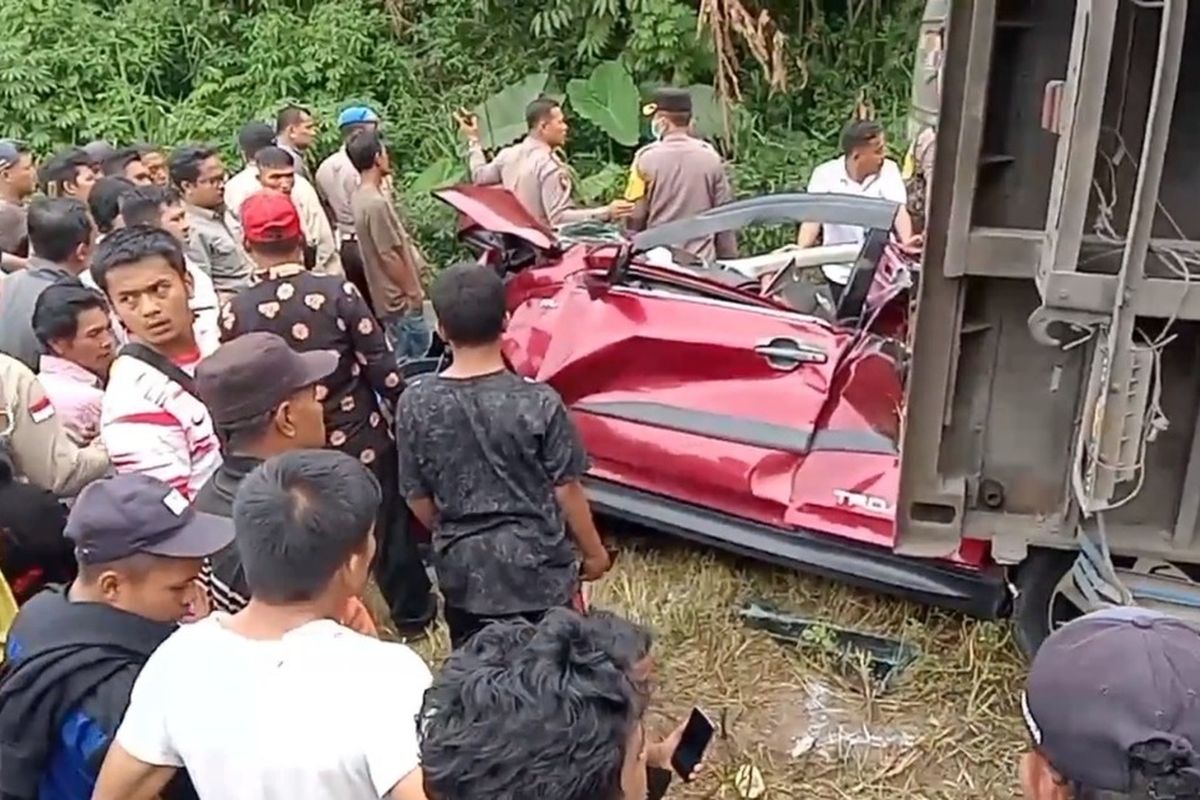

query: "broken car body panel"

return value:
[434, 184, 1007, 618]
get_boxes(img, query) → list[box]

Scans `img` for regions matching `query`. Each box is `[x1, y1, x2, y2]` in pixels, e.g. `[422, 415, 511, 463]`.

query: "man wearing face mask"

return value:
[0, 473, 233, 800]
[624, 88, 737, 261]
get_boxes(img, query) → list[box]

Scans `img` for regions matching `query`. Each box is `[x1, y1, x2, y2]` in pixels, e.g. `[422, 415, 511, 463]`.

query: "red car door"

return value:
[505, 274, 863, 530]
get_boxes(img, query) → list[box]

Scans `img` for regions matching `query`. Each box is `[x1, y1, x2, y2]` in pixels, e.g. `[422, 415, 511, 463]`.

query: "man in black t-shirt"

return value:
[395, 263, 612, 648]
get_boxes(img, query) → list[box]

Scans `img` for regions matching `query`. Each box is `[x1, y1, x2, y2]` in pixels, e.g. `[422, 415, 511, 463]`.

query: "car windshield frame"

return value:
[629, 193, 900, 254]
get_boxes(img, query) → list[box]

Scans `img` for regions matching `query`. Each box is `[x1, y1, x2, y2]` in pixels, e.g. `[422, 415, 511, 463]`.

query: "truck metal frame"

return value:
[900, 0, 1200, 577]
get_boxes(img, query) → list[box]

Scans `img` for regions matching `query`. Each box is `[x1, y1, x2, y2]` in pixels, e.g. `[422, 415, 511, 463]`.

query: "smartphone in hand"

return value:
[670, 707, 715, 781]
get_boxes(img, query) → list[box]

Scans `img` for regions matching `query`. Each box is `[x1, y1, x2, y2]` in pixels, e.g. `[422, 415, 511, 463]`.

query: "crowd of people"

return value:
[0, 89, 1194, 800]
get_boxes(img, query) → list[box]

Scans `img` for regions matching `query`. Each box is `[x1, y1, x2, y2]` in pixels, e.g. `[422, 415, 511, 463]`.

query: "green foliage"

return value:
[473, 73, 551, 151]
[409, 157, 467, 195]
[0, 0, 925, 266]
[577, 162, 628, 204]
[566, 62, 641, 147]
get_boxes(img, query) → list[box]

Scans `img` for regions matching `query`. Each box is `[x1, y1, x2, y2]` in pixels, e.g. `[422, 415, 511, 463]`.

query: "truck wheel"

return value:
[1011, 548, 1079, 659]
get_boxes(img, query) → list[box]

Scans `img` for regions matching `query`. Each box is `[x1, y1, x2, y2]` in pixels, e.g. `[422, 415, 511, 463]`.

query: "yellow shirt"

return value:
[0, 570, 17, 663]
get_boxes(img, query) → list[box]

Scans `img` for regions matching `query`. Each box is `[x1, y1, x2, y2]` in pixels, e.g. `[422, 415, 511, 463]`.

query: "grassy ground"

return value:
[383, 536, 1029, 799]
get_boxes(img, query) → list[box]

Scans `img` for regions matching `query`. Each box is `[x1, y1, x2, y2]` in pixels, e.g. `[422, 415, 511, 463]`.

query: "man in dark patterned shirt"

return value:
[395, 263, 612, 648]
[218, 191, 435, 635]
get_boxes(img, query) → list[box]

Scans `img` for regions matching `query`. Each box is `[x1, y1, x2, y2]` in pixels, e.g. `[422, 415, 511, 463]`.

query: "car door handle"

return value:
[754, 338, 828, 370]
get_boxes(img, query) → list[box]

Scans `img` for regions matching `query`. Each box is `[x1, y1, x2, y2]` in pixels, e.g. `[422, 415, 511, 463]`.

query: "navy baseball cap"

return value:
[337, 106, 379, 128]
[65, 474, 234, 564]
[1023, 607, 1200, 794]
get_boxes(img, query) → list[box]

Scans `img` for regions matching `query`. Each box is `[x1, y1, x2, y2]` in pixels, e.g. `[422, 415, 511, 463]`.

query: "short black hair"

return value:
[341, 122, 374, 142]
[132, 142, 160, 157]
[102, 146, 143, 177]
[587, 610, 653, 672]
[90, 225, 187, 294]
[525, 96, 562, 129]
[32, 281, 109, 349]
[88, 176, 135, 235]
[27, 197, 93, 262]
[168, 145, 216, 187]
[232, 450, 381, 603]
[217, 410, 277, 454]
[841, 119, 885, 156]
[238, 121, 276, 161]
[254, 146, 294, 171]
[420, 609, 644, 800]
[38, 148, 92, 197]
[345, 130, 384, 173]
[430, 262, 506, 346]
[276, 104, 311, 134]
[119, 185, 183, 228]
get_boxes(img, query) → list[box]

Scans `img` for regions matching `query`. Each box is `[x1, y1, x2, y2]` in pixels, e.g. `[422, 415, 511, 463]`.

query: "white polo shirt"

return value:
[806, 156, 906, 284]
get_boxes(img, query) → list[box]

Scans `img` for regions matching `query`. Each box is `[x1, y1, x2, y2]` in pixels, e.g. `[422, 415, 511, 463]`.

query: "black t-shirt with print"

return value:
[220, 267, 404, 473]
[395, 370, 589, 615]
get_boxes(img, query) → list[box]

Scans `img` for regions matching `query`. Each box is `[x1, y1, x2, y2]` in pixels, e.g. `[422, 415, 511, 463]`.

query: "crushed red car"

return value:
[425, 184, 1008, 619]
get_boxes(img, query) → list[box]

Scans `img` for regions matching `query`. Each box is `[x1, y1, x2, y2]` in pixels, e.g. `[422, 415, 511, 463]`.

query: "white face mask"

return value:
[650, 118, 668, 141]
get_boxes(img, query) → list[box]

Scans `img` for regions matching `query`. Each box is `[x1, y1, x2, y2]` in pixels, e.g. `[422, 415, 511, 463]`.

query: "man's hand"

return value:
[580, 549, 612, 582]
[898, 231, 924, 254]
[65, 419, 98, 447]
[340, 596, 379, 637]
[647, 717, 705, 780]
[455, 110, 481, 144]
[607, 199, 635, 220]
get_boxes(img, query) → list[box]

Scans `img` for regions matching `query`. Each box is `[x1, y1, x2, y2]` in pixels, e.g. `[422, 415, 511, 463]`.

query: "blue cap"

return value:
[337, 106, 380, 128]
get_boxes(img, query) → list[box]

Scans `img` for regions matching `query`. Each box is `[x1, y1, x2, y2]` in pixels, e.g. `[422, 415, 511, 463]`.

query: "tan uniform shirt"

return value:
[224, 166, 343, 276]
[626, 132, 736, 260]
[277, 141, 313, 184]
[316, 148, 359, 238]
[315, 149, 396, 239]
[468, 137, 609, 227]
[351, 183, 425, 316]
[0, 352, 109, 496]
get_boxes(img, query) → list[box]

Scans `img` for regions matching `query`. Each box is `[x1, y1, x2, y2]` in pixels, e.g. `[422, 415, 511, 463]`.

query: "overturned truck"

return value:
[906, 0, 1200, 653]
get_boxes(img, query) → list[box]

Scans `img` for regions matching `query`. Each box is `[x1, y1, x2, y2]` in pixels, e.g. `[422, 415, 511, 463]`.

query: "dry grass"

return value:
[379, 536, 1028, 799]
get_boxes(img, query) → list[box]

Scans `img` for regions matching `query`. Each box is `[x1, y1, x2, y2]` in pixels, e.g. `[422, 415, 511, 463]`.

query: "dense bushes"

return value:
[0, 0, 922, 263]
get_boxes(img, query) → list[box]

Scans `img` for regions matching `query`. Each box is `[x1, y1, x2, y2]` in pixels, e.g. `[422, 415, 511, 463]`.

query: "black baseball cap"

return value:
[1023, 607, 1200, 793]
[82, 140, 117, 167]
[645, 88, 692, 116]
[195, 332, 337, 426]
[238, 121, 276, 159]
[0, 139, 27, 170]
[65, 474, 234, 564]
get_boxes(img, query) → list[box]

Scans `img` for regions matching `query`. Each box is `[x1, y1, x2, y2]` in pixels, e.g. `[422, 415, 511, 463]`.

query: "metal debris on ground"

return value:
[738, 601, 920, 689]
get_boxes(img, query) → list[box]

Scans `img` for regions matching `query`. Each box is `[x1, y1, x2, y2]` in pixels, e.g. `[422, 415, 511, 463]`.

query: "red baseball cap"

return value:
[242, 190, 302, 244]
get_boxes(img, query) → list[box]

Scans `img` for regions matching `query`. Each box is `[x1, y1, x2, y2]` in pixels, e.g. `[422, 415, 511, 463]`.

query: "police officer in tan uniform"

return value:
[624, 88, 737, 261]
[459, 98, 632, 227]
[0, 351, 109, 497]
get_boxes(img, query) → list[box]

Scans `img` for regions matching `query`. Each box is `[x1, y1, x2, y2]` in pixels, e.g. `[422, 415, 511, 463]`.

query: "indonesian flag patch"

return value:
[29, 396, 55, 423]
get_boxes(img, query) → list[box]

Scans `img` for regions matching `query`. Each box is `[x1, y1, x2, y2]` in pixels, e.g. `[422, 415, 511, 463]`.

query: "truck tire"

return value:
[1010, 548, 1077, 659]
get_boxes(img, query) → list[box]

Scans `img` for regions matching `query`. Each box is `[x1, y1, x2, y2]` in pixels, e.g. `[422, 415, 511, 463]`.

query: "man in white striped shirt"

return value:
[93, 226, 221, 500]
